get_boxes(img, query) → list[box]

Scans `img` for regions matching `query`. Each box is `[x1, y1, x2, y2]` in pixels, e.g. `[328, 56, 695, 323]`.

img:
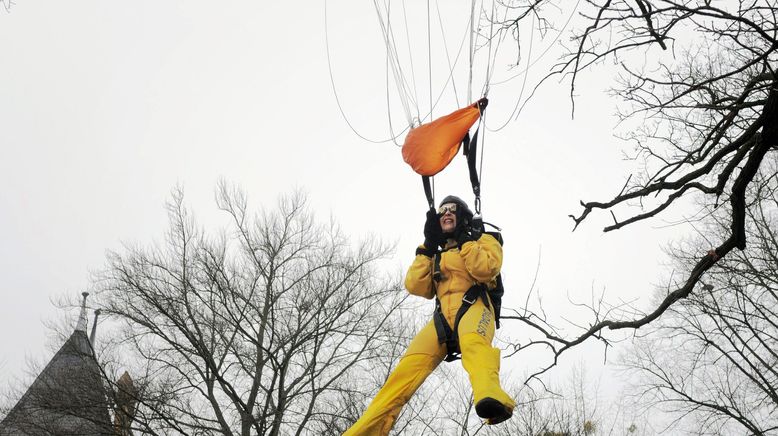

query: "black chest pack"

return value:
[431, 225, 505, 362]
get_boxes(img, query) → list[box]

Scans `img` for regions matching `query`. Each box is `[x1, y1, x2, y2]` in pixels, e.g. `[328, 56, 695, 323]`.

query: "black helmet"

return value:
[438, 195, 474, 225]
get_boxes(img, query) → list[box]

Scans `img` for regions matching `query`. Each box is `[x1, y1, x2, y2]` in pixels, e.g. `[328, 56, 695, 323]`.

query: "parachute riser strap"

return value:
[463, 98, 488, 215]
[422, 175, 435, 211]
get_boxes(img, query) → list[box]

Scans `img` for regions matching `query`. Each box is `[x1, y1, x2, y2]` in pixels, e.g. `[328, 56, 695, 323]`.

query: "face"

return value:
[438, 203, 457, 233]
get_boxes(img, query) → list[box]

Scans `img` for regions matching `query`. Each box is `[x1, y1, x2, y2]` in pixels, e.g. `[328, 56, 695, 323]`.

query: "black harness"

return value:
[431, 230, 505, 362]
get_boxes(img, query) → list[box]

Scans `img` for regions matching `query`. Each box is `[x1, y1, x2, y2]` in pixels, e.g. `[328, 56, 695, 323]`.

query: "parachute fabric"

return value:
[401, 100, 483, 177]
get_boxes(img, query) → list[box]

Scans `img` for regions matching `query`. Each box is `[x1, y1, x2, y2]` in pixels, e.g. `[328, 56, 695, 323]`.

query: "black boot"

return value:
[475, 397, 513, 425]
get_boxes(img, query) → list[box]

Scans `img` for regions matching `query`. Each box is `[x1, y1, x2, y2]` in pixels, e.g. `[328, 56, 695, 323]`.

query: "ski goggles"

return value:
[437, 203, 458, 215]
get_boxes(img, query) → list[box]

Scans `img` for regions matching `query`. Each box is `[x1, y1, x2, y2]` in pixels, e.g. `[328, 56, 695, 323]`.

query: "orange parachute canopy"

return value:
[402, 98, 487, 177]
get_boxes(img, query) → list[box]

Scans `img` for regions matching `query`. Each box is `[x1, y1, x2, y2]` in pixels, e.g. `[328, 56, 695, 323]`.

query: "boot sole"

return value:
[475, 397, 512, 424]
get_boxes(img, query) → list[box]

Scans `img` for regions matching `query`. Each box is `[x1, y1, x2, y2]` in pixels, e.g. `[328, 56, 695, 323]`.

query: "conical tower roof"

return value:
[0, 293, 112, 435]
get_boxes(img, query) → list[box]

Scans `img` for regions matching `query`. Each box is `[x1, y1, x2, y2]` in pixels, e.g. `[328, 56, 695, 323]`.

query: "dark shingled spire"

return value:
[0, 293, 112, 435]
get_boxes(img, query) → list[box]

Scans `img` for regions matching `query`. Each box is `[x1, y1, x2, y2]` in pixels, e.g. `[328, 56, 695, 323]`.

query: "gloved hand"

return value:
[454, 219, 481, 248]
[418, 208, 443, 256]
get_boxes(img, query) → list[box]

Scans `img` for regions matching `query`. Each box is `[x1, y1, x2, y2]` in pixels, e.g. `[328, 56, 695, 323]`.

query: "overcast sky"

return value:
[0, 1, 692, 406]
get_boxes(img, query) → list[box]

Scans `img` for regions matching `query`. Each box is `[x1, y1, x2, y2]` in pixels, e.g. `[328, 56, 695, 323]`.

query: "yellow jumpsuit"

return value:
[343, 234, 515, 435]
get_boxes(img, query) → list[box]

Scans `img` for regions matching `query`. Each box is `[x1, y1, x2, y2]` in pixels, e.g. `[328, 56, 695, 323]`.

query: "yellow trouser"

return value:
[343, 298, 515, 436]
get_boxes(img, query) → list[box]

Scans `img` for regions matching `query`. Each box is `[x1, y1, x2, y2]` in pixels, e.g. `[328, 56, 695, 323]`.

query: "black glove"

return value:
[454, 218, 482, 248]
[418, 209, 443, 256]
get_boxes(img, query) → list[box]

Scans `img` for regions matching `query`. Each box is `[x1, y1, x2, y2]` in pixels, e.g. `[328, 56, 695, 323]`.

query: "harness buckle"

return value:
[444, 352, 461, 362]
[433, 253, 444, 282]
[462, 293, 477, 305]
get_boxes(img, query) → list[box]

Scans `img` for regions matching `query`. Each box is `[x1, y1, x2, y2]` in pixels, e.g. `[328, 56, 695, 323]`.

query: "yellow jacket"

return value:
[405, 234, 502, 326]
[343, 233, 512, 436]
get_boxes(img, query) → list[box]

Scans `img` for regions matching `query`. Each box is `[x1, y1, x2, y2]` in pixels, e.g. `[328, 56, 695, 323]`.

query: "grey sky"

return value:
[1, 0, 690, 403]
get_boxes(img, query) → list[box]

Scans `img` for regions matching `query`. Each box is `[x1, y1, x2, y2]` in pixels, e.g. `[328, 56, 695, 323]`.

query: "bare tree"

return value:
[91, 184, 409, 436]
[497, 0, 777, 378]
[364, 356, 653, 436]
[478, 364, 653, 436]
[621, 158, 778, 435]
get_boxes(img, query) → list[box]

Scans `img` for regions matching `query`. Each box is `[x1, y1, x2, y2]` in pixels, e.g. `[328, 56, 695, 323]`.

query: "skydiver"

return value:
[343, 195, 515, 435]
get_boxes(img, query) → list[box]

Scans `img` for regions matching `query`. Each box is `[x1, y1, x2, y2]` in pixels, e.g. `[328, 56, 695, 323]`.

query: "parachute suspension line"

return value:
[507, 1, 585, 124]
[379, 0, 413, 143]
[485, 1, 582, 133]
[418, 5, 471, 122]
[324, 0, 405, 144]
[400, 0, 474, 125]
[374, 0, 417, 128]
[400, 0, 420, 119]
[511, 11, 537, 123]
[488, 10, 536, 132]
[475, 2, 504, 213]
[384, 0, 421, 145]
[467, 0, 477, 103]
[427, 0, 433, 120]
[435, 0, 460, 108]
[489, 0, 580, 88]
[385, 44, 405, 146]
[485, 6, 511, 92]
[481, 0, 498, 98]
[386, 0, 475, 133]
[477, 108, 487, 214]
[387, 0, 420, 123]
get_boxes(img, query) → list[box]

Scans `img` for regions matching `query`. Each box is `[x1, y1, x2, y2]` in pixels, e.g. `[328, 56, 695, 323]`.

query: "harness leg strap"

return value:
[433, 284, 489, 362]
